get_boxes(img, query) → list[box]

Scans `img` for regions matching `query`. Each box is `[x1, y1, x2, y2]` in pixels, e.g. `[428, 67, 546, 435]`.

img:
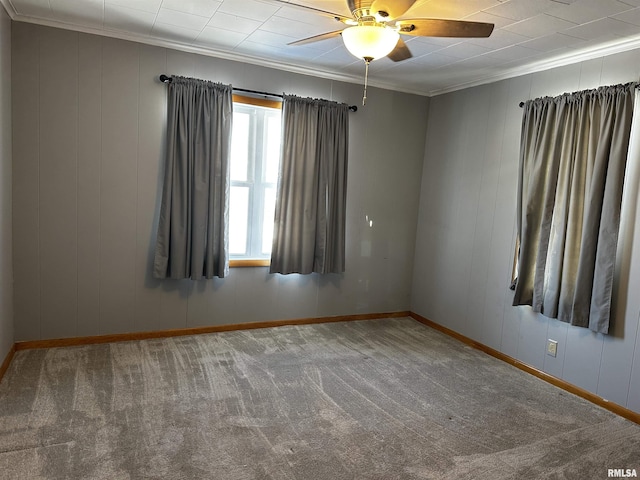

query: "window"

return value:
[511, 83, 635, 334]
[229, 95, 282, 267]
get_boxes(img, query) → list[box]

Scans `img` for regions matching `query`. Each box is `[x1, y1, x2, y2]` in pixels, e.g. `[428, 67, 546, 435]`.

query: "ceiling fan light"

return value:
[342, 25, 400, 61]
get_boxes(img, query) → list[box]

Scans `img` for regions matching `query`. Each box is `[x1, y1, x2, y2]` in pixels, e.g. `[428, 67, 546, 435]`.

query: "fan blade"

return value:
[396, 18, 494, 38]
[387, 38, 412, 62]
[288, 29, 344, 46]
[268, 0, 352, 23]
[371, 0, 416, 20]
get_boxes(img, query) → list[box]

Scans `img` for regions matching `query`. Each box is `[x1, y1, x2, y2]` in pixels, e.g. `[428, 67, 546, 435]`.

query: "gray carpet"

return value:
[0, 317, 638, 479]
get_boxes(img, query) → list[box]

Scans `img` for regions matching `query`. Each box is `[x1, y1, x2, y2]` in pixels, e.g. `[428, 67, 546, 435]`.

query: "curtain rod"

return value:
[159, 74, 358, 112]
[518, 81, 639, 107]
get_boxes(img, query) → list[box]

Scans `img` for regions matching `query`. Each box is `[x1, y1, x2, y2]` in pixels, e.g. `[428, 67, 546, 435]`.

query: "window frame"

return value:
[228, 94, 282, 268]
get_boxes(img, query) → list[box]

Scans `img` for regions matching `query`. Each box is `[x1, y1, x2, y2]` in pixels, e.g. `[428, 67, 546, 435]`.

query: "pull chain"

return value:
[362, 57, 372, 106]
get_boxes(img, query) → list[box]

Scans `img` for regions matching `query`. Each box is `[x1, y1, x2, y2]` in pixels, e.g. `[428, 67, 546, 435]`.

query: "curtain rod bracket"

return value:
[159, 74, 357, 112]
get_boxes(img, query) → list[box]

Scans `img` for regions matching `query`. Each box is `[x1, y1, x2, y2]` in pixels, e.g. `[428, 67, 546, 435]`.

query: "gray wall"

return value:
[411, 51, 640, 414]
[0, 7, 13, 363]
[11, 22, 429, 342]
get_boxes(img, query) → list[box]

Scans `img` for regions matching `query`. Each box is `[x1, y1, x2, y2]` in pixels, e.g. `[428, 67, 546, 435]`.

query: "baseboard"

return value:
[14, 311, 412, 351]
[9, 310, 637, 425]
[0, 343, 16, 383]
[408, 312, 640, 426]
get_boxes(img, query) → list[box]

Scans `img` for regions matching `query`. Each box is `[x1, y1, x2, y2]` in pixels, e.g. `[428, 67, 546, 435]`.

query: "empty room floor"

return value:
[0, 317, 638, 479]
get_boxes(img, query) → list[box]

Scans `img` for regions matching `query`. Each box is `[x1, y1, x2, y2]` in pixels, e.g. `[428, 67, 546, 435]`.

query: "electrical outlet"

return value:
[547, 339, 558, 357]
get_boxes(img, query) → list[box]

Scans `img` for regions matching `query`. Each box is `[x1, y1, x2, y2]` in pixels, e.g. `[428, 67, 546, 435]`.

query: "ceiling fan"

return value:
[273, 0, 495, 103]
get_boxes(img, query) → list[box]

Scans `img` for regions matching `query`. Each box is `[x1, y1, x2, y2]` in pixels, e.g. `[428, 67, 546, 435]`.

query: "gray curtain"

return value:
[513, 82, 636, 334]
[270, 95, 349, 274]
[153, 76, 233, 280]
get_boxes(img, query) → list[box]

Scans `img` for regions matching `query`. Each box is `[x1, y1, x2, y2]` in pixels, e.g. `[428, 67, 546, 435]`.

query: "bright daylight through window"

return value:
[229, 96, 282, 264]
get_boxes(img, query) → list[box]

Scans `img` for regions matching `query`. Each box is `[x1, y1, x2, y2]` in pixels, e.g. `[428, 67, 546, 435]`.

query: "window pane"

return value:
[264, 114, 281, 183]
[231, 112, 250, 182]
[262, 187, 276, 255]
[229, 99, 282, 261]
[229, 186, 249, 255]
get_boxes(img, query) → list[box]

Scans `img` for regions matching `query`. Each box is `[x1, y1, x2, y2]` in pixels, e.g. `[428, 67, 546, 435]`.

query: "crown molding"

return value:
[6, 5, 640, 99]
[0, 0, 16, 19]
[6, 11, 430, 98]
[427, 33, 640, 97]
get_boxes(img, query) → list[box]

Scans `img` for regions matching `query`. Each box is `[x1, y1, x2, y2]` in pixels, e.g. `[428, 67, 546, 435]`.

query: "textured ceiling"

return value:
[3, 0, 640, 96]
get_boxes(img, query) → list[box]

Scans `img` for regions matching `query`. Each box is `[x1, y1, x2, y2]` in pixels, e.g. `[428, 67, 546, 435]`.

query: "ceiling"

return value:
[3, 0, 640, 96]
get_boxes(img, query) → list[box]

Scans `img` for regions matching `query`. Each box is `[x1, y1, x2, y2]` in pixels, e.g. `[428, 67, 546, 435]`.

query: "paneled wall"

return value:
[11, 23, 429, 341]
[412, 51, 640, 414]
[0, 7, 12, 362]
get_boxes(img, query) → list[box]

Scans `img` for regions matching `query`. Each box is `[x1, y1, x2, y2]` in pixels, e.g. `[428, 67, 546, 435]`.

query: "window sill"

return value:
[229, 259, 270, 268]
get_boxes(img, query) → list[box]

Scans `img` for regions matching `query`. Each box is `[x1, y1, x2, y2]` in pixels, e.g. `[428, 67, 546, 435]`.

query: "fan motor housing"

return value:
[352, 7, 386, 22]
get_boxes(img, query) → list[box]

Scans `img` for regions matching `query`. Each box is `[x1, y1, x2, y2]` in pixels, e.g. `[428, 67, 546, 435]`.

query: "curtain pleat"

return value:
[153, 76, 232, 280]
[513, 83, 635, 333]
[270, 95, 349, 275]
